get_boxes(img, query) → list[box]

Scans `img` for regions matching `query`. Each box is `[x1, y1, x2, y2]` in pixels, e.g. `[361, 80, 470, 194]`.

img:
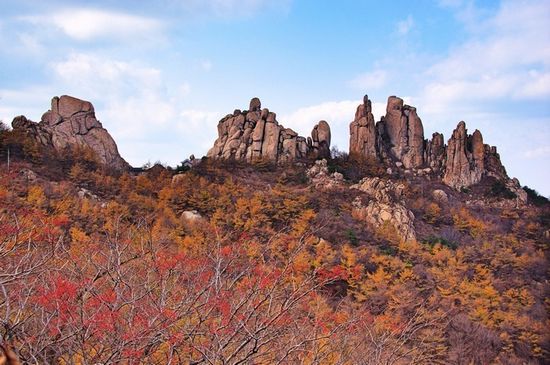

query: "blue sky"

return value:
[1, 0, 549, 195]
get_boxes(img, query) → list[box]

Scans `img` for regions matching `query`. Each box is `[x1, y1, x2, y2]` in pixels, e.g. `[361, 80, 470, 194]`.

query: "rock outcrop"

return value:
[347, 94, 522, 193]
[381, 96, 425, 169]
[349, 95, 377, 159]
[443, 122, 482, 189]
[351, 177, 416, 241]
[442, 121, 508, 190]
[12, 95, 129, 170]
[349, 95, 425, 168]
[310, 120, 331, 159]
[425, 132, 445, 173]
[207, 98, 331, 163]
[306, 159, 344, 189]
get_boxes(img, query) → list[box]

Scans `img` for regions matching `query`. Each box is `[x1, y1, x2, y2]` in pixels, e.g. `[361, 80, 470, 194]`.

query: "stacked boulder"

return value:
[207, 98, 331, 163]
[12, 95, 129, 170]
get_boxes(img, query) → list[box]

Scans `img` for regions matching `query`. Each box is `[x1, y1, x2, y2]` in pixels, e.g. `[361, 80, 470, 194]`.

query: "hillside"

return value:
[0, 96, 549, 364]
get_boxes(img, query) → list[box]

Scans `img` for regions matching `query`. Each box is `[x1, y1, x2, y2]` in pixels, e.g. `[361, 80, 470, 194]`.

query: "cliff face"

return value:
[12, 95, 129, 170]
[207, 98, 331, 163]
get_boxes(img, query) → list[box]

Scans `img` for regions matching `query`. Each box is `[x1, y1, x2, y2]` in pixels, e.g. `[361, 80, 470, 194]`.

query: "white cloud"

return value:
[417, 0, 550, 128]
[396, 15, 414, 35]
[514, 71, 550, 99]
[15, 32, 44, 55]
[349, 70, 387, 90]
[21, 9, 162, 41]
[523, 146, 550, 159]
[50, 53, 162, 99]
[0, 87, 55, 124]
[177, 0, 291, 17]
[280, 99, 387, 152]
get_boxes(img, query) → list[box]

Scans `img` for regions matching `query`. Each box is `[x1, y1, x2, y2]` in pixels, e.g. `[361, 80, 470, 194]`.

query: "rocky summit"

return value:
[11, 95, 129, 170]
[207, 98, 331, 163]
[348, 94, 523, 196]
[209, 94, 523, 196]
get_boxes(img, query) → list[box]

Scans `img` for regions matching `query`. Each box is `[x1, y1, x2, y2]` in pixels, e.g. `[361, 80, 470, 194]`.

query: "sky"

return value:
[1, 0, 549, 196]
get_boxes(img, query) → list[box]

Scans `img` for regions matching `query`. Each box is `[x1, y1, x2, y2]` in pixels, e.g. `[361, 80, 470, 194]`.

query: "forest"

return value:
[0, 130, 549, 364]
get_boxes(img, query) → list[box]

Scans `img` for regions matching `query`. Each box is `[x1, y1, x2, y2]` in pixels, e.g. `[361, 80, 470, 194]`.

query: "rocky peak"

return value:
[349, 95, 425, 169]
[349, 94, 377, 159]
[207, 97, 331, 163]
[12, 95, 129, 170]
[443, 121, 482, 189]
[381, 96, 425, 169]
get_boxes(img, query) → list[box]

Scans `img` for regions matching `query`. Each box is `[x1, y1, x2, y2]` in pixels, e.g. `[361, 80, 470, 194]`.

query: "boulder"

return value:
[181, 210, 202, 221]
[432, 189, 449, 204]
[351, 176, 405, 203]
[311, 120, 331, 159]
[352, 197, 416, 242]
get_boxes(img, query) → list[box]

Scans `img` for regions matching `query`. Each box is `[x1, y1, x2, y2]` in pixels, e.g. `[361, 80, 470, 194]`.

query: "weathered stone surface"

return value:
[311, 120, 331, 159]
[352, 198, 416, 242]
[350, 95, 425, 169]
[306, 159, 344, 189]
[249, 97, 261, 112]
[432, 189, 449, 204]
[426, 132, 445, 172]
[382, 96, 425, 168]
[181, 210, 203, 221]
[12, 95, 129, 170]
[349, 94, 377, 159]
[19, 168, 38, 182]
[207, 98, 331, 163]
[351, 176, 416, 241]
[443, 122, 485, 189]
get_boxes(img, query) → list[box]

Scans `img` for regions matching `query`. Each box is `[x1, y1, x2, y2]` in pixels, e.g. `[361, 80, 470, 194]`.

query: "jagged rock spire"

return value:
[349, 94, 377, 159]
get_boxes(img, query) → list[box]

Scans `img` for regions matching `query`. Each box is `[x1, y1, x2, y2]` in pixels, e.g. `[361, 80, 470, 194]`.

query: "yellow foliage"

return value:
[27, 185, 46, 207]
[452, 207, 487, 238]
[424, 202, 441, 224]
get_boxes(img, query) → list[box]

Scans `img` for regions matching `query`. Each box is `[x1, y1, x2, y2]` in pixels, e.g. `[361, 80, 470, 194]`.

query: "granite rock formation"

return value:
[381, 96, 425, 169]
[207, 98, 331, 163]
[348, 94, 520, 193]
[306, 159, 344, 190]
[443, 122, 483, 189]
[351, 177, 416, 241]
[349, 94, 377, 159]
[12, 95, 129, 170]
[442, 121, 507, 190]
[350, 95, 426, 168]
